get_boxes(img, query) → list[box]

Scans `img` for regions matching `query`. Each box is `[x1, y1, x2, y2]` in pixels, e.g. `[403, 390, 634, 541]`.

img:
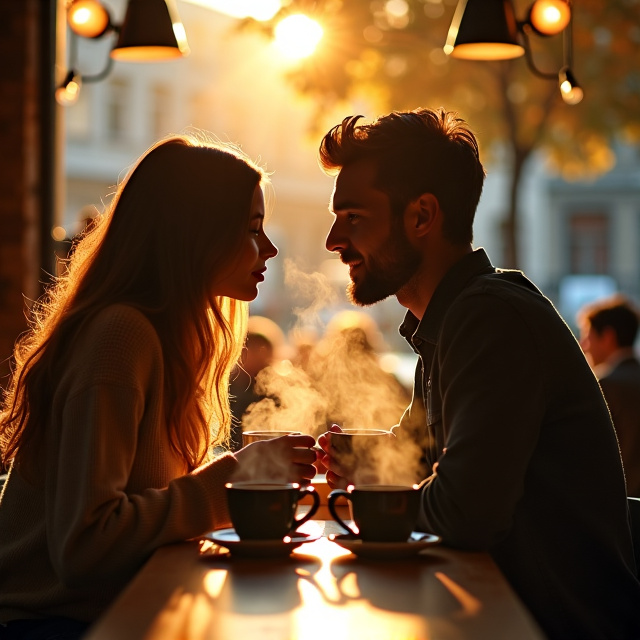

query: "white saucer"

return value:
[204, 528, 321, 558]
[329, 531, 441, 560]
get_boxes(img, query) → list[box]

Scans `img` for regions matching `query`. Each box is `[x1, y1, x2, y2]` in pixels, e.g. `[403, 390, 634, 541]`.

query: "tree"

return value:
[243, 0, 640, 267]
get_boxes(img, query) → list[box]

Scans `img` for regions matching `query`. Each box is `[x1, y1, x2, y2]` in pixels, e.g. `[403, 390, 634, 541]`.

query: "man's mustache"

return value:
[339, 250, 363, 264]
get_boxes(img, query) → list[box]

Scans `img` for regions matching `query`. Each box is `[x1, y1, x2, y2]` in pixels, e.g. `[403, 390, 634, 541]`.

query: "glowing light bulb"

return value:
[529, 0, 571, 36]
[55, 71, 82, 106]
[67, 0, 110, 38]
[559, 67, 583, 105]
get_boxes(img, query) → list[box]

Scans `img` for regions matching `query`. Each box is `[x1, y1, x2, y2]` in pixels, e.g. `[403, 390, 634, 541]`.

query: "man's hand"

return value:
[316, 424, 351, 489]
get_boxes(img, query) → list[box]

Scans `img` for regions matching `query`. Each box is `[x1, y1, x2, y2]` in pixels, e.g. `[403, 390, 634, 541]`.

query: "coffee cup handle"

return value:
[328, 489, 358, 537]
[292, 486, 321, 530]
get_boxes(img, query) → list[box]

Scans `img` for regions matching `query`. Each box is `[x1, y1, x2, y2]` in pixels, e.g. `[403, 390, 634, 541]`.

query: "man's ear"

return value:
[602, 326, 621, 351]
[406, 193, 441, 238]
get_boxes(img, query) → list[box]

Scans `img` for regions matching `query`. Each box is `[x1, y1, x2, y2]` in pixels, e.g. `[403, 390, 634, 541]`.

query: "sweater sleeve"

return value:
[417, 292, 546, 549]
[45, 306, 238, 588]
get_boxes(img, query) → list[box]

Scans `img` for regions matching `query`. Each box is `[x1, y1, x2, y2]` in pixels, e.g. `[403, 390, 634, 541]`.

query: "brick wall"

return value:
[0, 0, 48, 387]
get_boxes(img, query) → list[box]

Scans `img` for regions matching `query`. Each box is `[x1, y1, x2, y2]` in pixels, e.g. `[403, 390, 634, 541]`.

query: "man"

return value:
[229, 315, 286, 450]
[316, 108, 640, 639]
[578, 295, 640, 497]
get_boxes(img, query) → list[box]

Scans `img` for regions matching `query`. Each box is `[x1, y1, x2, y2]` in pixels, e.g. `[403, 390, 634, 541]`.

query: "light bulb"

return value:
[529, 0, 571, 36]
[67, 0, 110, 38]
[55, 71, 82, 106]
[559, 67, 583, 105]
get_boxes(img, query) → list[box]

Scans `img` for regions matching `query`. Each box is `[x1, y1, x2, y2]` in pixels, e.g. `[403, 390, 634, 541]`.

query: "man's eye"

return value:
[347, 213, 360, 222]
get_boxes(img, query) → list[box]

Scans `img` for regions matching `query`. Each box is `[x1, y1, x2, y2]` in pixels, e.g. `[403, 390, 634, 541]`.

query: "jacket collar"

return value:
[399, 248, 495, 348]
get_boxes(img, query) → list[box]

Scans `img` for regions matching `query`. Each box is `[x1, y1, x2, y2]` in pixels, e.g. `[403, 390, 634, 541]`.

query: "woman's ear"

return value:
[406, 193, 441, 238]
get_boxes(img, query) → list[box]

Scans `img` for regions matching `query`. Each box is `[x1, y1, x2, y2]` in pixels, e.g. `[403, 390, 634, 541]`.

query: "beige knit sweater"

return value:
[0, 304, 238, 623]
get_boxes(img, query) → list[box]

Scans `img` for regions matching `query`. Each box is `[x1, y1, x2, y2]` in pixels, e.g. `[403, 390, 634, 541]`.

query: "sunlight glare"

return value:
[274, 14, 323, 60]
[182, 0, 281, 21]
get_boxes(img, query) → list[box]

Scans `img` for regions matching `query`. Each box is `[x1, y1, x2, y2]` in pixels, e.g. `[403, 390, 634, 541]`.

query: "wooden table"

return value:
[85, 520, 545, 640]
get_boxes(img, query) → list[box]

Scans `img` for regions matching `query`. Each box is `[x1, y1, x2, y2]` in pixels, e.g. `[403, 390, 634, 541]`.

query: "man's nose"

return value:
[325, 222, 345, 253]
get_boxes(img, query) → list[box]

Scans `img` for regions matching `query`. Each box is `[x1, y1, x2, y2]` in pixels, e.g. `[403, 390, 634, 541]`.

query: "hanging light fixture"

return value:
[444, 0, 582, 105]
[111, 0, 190, 61]
[57, 0, 190, 106]
[558, 66, 583, 105]
[444, 0, 524, 60]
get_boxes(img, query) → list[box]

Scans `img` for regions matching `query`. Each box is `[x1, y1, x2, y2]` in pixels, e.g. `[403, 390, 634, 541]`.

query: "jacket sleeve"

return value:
[417, 291, 547, 549]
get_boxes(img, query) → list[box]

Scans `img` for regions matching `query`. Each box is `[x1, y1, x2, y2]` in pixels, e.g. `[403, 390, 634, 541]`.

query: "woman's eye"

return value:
[251, 228, 261, 236]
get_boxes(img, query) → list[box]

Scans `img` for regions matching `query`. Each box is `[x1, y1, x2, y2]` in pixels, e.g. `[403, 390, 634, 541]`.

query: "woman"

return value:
[0, 134, 317, 638]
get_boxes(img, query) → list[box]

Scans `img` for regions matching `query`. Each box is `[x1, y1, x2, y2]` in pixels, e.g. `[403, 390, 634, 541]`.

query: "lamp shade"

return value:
[110, 0, 189, 62]
[445, 0, 525, 60]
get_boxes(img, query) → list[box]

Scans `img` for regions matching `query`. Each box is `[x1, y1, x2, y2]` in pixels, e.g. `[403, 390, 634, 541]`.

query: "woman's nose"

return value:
[262, 233, 278, 259]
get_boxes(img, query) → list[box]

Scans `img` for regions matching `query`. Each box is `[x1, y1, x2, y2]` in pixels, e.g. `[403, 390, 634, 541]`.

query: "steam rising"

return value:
[284, 257, 337, 330]
[239, 260, 424, 485]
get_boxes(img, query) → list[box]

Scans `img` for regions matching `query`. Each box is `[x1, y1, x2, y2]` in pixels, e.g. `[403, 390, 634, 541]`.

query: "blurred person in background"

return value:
[316, 107, 640, 639]
[578, 295, 640, 497]
[0, 134, 317, 639]
[229, 315, 287, 450]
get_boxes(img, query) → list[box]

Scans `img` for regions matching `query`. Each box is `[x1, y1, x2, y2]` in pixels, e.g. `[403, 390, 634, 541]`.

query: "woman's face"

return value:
[212, 185, 278, 301]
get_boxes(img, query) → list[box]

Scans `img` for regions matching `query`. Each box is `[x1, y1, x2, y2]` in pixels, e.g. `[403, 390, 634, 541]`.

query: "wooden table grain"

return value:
[85, 520, 544, 640]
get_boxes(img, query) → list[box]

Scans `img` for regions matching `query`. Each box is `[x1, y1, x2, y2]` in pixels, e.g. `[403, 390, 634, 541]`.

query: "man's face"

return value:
[325, 159, 421, 306]
[579, 323, 611, 367]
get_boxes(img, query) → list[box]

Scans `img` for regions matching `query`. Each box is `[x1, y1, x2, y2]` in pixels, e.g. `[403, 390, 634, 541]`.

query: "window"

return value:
[568, 212, 610, 274]
[152, 84, 172, 140]
[65, 85, 91, 141]
[106, 77, 130, 141]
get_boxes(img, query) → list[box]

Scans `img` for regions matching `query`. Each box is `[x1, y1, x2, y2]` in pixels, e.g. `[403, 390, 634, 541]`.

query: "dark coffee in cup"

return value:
[328, 428, 392, 482]
[328, 484, 421, 542]
[226, 482, 320, 540]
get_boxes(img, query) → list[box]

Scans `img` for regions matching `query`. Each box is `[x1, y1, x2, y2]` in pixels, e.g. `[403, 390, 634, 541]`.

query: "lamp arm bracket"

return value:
[519, 29, 559, 80]
[81, 55, 115, 83]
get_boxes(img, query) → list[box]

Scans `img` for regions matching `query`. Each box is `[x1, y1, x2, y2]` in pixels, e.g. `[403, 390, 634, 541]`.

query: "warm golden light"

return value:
[51, 226, 68, 241]
[560, 81, 583, 105]
[274, 14, 323, 60]
[67, 0, 110, 38]
[449, 42, 524, 60]
[182, 0, 281, 21]
[529, 0, 571, 36]
[559, 67, 584, 105]
[55, 74, 82, 106]
[110, 46, 184, 62]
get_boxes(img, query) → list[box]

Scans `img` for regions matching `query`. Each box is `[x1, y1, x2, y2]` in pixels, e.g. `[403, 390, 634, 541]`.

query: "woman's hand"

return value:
[233, 434, 318, 484]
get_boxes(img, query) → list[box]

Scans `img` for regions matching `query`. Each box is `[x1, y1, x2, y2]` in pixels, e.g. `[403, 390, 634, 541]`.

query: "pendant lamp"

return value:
[445, 0, 525, 61]
[111, 0, 190, 62]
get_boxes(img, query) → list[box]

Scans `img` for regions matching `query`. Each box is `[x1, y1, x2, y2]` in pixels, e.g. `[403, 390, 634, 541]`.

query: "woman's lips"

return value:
[252, 268, 266, 282]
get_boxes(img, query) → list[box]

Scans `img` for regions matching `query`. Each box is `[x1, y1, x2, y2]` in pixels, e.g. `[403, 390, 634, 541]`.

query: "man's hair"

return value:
[581, 295, 640, 348]
[318, 107, 485, 244]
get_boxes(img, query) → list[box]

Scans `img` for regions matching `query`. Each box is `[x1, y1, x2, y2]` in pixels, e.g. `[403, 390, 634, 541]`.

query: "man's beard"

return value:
[346, 224, 421, 306]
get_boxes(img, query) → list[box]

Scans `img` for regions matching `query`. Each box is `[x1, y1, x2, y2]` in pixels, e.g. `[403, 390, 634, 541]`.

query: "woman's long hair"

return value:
[1, 133, 266, 474]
